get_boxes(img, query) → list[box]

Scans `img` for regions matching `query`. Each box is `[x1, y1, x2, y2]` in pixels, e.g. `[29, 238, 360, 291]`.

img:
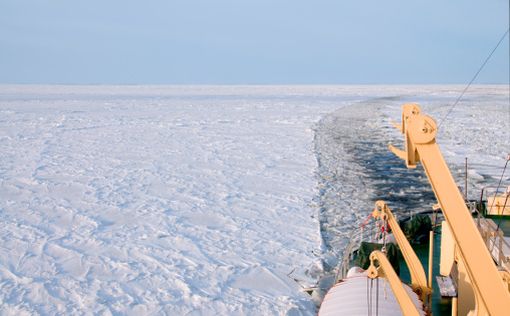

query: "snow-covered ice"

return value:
[0, 85, 352, 315]
[0, 85, 508, 315]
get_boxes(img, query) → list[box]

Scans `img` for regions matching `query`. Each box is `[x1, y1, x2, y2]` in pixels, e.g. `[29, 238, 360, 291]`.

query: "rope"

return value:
[370, 279, 374, 316]
[502, 192, 510, 215]
[367, 277, 370, 316]
[360, 213, 373, 244]
[491, 193, 510, 260]
[376, 278, 380, 316]
[489, 157, 510, 229]
[381, 219, 389, 253]
[438, 28, 510, 129]
[375, 220, 380, 242]
[367, 278, 374, 316]
[360, 213, 372, 228]
[496, 164, 510, 231]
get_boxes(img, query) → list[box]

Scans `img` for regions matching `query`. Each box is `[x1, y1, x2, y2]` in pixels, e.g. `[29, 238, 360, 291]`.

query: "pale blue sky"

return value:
[1, 0, 508, 84]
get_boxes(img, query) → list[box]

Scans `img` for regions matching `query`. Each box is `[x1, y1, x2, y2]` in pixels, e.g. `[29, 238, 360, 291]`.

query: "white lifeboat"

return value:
[318, 267, 425, 316]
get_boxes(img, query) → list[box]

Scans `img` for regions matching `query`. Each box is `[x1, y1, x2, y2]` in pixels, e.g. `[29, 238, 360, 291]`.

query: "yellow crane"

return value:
[367, 250, 422, 316]
[387, 103, 510, 315]
[371, 201, 430, 298]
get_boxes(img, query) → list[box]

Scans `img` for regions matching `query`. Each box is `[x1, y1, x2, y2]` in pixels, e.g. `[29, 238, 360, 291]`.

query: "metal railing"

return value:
[335, 214, 390, 282]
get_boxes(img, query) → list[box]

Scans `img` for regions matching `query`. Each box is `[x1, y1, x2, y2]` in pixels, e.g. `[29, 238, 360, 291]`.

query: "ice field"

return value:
[0, 85, 508, 315]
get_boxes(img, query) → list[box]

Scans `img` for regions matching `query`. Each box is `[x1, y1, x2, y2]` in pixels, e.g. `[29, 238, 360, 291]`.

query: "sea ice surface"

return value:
[0, 85, 507, 315]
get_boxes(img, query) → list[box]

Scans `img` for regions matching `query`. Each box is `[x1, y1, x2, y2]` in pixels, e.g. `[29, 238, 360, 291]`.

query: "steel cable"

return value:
[438, 28, 510, 129]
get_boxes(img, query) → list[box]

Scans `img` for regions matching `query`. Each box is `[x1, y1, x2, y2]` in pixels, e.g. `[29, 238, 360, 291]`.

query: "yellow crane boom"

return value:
[372, 200, 430, 300]
[367, 250, 422, 316]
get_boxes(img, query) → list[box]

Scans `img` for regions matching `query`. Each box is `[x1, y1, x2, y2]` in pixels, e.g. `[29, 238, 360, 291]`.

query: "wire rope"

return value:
[494, 157, 510, 230]
[438, 28, 510, 129]
[375, 278, 379, 316]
